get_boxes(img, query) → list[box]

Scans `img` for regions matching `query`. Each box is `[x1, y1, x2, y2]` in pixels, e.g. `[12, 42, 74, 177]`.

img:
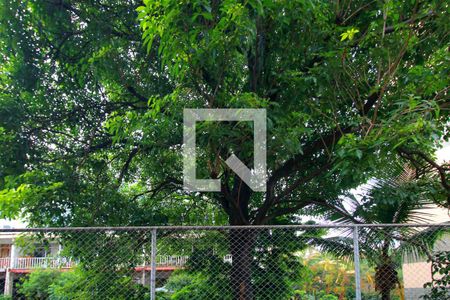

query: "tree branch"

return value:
[260, 201, 311, 224]
[398, 147, 449, 204]
[384, 10, 435, 34]
[118, 147, 139, 184]
[130, 178, 182, 201]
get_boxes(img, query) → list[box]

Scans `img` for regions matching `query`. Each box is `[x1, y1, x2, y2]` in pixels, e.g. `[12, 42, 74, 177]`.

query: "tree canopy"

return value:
[0, 0, 448, 227]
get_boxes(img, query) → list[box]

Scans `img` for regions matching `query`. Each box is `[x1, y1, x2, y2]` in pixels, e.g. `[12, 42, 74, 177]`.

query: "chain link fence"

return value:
[0, 224, 448, 299]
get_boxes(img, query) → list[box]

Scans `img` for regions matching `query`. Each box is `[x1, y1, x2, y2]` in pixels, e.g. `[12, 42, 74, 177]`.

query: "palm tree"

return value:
[311, 170, 448, 300]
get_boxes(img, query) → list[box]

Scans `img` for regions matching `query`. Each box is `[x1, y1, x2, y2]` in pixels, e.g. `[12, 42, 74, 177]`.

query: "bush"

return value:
[167, 272, 225, 300]
[165, 271, 196, 292]
[17, 269, 85, 300]
[17, 268, 148, 300]
[292, 290, 340, 300]
[47, 270, 87, 300]
[17, 269, 61, 299]
[422, 251, 450, 300]
[320, 295, 338, 300]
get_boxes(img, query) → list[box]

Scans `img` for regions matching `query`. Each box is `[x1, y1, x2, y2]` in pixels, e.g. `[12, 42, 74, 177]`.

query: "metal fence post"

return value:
[150, 228, 157, 300]
[353, 225, 362, 300]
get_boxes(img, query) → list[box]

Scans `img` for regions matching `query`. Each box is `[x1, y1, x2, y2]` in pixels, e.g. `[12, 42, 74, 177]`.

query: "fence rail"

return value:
[0, 224, 448, 299]
[12, 257, 75, 269]
[0, 258, 9, 269]
[0, 223, 445, 232]
[0, 256, 191, 270]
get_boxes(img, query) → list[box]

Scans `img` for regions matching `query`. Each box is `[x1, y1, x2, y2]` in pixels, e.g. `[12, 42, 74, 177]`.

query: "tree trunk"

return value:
[229, 228, 256, 300]
[381, 289, 391, 300]
[375, 251, 397, 300]
[225, 177, 254, 299]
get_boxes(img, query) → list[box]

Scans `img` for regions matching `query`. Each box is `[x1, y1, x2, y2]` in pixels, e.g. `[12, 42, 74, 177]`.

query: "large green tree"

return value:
[136, 0, 449, 228]
[0, 0, 448, 299]
[0, 0, 228, 227]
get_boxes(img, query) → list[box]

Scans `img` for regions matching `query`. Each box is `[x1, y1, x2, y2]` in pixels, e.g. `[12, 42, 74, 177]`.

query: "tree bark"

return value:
[227, 178, 255, 300]
[381, 290, 391, 300]
[229, 228, 256, 300]
[375, 250, 397, 300]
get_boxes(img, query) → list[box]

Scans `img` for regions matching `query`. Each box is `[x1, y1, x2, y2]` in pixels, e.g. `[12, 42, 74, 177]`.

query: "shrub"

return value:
[17, 269, 61, 300]
[17, 268, 148, 300]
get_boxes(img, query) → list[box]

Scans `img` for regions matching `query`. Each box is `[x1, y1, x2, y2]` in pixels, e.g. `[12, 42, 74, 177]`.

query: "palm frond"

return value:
[397, 224, 450, 262]
[306, 236, 354, 259]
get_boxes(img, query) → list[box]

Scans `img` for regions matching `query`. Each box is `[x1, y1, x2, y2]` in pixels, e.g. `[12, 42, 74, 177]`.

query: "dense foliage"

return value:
[17, 268, 148, 300]
[316, 174, 448, 300]
[154, 226, 325, 299]
[422, 251, 450, 300]
[0, 0, 448, 227]
[0, 1, 448, 299]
